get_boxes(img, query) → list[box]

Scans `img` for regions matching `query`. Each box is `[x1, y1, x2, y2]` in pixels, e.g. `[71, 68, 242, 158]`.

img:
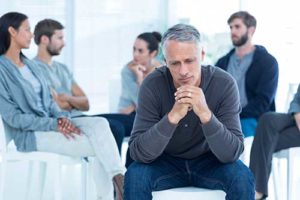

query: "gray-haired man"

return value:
[124, 24, 255, 199]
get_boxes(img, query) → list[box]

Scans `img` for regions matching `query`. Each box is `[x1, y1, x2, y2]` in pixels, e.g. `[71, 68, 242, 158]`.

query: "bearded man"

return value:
[216, 11, 279, 139]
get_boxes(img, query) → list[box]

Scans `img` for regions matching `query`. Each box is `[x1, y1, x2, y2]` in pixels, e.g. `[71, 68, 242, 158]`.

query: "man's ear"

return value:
[8, 26, 17, 37]
[200, 48, 206, 61]
[248, 26, 256, 36]
[40, 35, 50, 44]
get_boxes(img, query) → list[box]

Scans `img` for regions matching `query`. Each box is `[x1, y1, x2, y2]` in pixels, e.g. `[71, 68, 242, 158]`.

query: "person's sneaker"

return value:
[113, 173, 124, 200]
[255, 192, 266, 200]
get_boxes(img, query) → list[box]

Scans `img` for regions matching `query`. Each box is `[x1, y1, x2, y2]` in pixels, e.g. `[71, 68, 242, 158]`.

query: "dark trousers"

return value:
[249, 112, 300, 196]
[99, 112, 136, 167]
[125, 152, 255, 200]
[100, 117, 125, 153]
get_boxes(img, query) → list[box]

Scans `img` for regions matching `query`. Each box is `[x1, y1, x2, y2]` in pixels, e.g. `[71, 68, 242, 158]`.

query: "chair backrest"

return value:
[0, 115, 12, 153]
[0, 115, 6, 153]
[284, 83, 299, 112]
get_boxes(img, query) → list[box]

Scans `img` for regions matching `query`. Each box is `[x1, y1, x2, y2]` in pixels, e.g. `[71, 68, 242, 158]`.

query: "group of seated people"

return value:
[0, 10, 299, 200]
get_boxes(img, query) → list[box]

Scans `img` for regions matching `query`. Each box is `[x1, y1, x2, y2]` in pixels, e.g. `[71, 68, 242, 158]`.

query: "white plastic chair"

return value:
[272, 147, 300, 200]
[0, 116, 89, 200]
[239, 136, 254, 167]
[271, 83, 300, 200]
[152, 187, 226, 200]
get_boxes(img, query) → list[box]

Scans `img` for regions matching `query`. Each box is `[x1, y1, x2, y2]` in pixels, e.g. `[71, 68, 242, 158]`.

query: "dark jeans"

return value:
[103, 118, 125, 153]
[249, 112, 300, 196]
[125, 152, 255, 200]
[99, 112, 136, 167]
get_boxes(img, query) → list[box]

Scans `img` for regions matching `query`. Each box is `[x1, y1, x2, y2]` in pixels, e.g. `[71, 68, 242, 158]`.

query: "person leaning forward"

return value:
[124, 23, 255, 200]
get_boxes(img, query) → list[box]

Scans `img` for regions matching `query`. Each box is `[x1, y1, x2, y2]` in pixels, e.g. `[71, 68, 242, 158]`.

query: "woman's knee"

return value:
[84, 117, 110, 130]
[73, 116, 108, 128]
[89, 117, 110, 128]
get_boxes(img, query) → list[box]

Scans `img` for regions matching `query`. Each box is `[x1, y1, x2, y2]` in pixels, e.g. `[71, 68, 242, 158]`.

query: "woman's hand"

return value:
[57, 118, 82, 139]
[128, 62, 146, 85]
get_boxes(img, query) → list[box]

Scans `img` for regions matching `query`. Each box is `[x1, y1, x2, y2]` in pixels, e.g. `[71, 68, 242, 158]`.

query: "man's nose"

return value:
[179, 64, 189, 76]
[231, 28, 238, 35]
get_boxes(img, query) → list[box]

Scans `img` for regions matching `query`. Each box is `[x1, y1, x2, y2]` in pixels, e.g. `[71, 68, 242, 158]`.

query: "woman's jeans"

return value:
[125, 152, 255, 200]
[35, 117, 124, 200]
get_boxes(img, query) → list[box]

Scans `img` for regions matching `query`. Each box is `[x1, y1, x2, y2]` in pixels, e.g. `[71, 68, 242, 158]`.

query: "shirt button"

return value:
[184, 124, 188, 127]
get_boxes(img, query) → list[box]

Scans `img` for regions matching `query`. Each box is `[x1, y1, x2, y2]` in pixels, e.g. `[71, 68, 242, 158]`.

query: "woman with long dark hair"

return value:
[0, 12, 124, 200]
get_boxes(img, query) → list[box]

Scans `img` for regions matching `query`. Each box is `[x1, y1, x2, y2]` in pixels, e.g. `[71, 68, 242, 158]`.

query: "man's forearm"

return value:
[68, 96, 89, 111]
[203, 115, 244, 163]
[129, 115, 176, 163]
[54, 98, 72, 111]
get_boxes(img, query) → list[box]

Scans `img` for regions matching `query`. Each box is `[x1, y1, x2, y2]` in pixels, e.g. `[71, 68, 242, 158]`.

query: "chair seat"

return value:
[0, 117, 89, 200]
[152, 187, 226, 200]
[272, 147, 300, 200]
[239, 136, 254, 166]
[5, 149, 84, 164]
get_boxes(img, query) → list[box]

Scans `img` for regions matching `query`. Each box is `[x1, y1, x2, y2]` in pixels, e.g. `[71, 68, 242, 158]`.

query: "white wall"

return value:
[1, 0, 299, 112]
[0, 0, 167, 114]
[73, 0, 167, 113]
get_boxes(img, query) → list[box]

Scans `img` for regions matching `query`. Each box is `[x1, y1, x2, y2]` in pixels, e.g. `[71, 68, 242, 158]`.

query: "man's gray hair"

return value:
[161, 24, 201, 55]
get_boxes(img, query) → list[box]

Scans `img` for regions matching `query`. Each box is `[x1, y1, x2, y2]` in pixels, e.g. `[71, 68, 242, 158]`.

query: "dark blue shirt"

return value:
[216, 45, 279, 119]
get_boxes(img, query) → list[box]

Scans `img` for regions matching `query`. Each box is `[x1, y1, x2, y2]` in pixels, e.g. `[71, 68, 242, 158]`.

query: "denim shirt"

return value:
[0, 55, 69, 152]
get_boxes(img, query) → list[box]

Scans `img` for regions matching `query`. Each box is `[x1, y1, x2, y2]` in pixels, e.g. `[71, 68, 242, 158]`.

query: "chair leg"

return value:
[37, 162, 47, 200]
[86, 158, 96, 200]
[53, 161, 62, 200]
[81, 161, 87, 200]
[287, 151, 293, 200]
[272, 158, 281, 200]
[0, 159, 7, 200]
[25, 160, 34, 200]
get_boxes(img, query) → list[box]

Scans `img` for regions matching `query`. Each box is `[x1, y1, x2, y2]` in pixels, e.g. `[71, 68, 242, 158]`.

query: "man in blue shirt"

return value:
[32, 19, 124, 200]
[32, 19, 125, 153]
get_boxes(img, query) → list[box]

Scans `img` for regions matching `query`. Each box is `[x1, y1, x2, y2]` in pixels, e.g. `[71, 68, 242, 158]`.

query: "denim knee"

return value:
[229, 165, 255, 199]
[124, 163, 153, 199]
[125, 163, 152, 188]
